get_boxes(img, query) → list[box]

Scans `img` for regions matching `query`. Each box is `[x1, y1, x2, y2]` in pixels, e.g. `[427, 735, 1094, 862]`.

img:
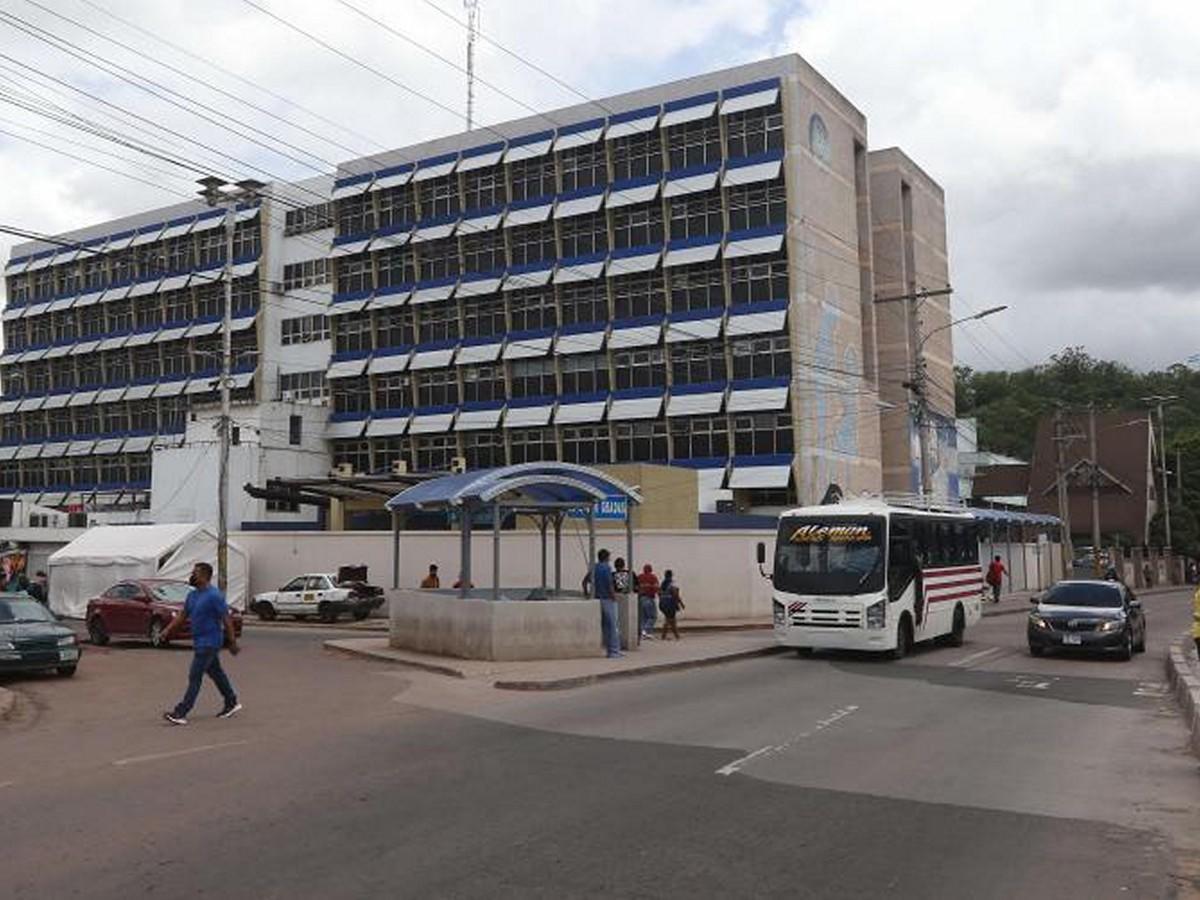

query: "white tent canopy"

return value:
[47, 523, 248, 618]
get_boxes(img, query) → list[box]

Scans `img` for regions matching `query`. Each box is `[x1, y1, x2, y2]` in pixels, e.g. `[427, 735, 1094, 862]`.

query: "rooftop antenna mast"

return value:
[464, 0, 480, 130]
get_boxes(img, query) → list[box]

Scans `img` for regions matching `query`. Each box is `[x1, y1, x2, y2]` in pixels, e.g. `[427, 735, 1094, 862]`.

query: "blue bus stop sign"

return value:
[567, 497, 628, 521]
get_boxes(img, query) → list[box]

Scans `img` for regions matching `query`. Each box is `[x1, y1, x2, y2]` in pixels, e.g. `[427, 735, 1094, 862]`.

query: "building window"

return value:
[808, 114, 831, 164]
[461, 364, 504, 403]
[671, 340, 726, 385]
[725, 105, 784, 158]
[559, 211, 608, 259]
[52, 311, 77, 344]
[415, 304, 460, 343]
[614, 420, 668, 462]
[559, 281, 608, 326]
[163, 290, 192, 324]
[561, 424, 611, 465]
[376, 247, 414, 289]
[726, 180, 786, 232]
[333, 313, 372, 354]
[4, 323, 27, 352]
[668, 190, 723, 240]
[280, 314, 330, 346]
[463, 431, 504, 468]
[414, 369, 456, 408]
[610, 131, 663, 182]
[373, 372, 412, 411]
[194, 284, 221, 320]
[232, 221, 260, 260]
[134, 298, 161, 331]
[75, 354, 102, 388]
[195, 231, 224, 269]
[559, 145, 606, 192]
[509, 428, 556, 463]
[416, 238, 460, 282]
[461, 230, 505, 274]
[102, 351, 128, 386]
[24, 362, 48, 394]
[669, 261, 725, 311]
[611, 272, 665, 319]
[337, 193, 374, 237]
[32, 269, 53, 300]
[232, 279, 258, 315]
[100, 402, 128, 435]
[56, 264, 81, 297]
[667, 117, 722, 170]
[49, 360, 74, 392]
[462, 295, 506, 338]
[9, 274, 32, 303]
[376, 187, 416, 230]
[280, 370, 328, 403]
[509, 157, 556, 203]
[286, 414, 302, 446]
[285, 202, 333, 236]
[26, 314, 51, 347]
[420, 175, 460, 220]
[731, 334, 791, 380]
[507, 288, 556, 332]
[376, 307, 414, 349]
[370, 436, 407, 474]
[611, 204, 663, 250]
[333, 377, 371, 415]
[81, 257, 106, 291]
[509, 357, 555, 398]
[613, 347, 666, 390]
[559, 353, 609, 395]
[464, 168, 503, 212]
[162, 344, 189, 377]
[732, 412, 793, 456]
[163, 236, 194, 274]
[132, 346, 160, 381]
[159, 396, 187, 433]
[282, 258, 330, 290]
[730, 253, 789, 304]
[670, 415, 728, 459]
[414, 434, 458, 471]
[336, 254, 372, 294]
[266, 494, 301, 513]
[332, 439, 371, 473]
[2, 414, 22, 444]
[507, 221, 556, 267]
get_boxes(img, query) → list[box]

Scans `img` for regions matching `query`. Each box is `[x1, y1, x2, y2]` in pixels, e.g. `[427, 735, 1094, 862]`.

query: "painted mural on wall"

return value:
[908, 412, 960, 500]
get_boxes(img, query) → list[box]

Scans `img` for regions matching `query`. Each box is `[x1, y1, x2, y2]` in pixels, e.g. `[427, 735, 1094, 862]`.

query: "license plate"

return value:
[59, 648, 79, 661]
[1062, 634, 1082, 645]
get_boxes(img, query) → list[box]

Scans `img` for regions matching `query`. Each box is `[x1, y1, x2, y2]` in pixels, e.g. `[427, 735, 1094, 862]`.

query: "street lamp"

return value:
[197, 176, 264, 595]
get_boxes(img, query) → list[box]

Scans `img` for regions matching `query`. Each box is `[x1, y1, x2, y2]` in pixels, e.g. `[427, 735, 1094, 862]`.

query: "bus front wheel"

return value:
[891, 616, 913, 661]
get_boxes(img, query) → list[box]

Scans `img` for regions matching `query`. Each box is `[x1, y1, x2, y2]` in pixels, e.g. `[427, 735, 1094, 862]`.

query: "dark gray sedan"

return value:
[1027, 580, 1146, 660]
[0, 594, 82, 677]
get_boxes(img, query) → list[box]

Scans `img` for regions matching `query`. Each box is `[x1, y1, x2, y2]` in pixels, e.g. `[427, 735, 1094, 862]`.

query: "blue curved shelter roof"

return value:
[969, 507, 1060, 527]
[385, 462, 642, 512]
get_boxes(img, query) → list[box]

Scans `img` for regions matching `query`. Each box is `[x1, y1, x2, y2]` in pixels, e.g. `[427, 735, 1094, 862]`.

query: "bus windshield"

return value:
[773, 516, 886, 596]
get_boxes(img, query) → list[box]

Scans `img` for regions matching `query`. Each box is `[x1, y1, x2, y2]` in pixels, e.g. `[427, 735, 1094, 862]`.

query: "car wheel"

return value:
[87, 617, 109, 646]
[947, 605, 966, 647]
[1119, 629, 1134, 661]
[148, 618, 167, 647]
[255, 602, 277, 622]
[890, 616, 913, 661]
[351, 607, 370, 621]
[318, 603, 339, 624]
[1135, 626, 1146, 653]
[796, 647, 813, 657]
[57, 665, 77, 677]
[1029, 644, 1044, 657]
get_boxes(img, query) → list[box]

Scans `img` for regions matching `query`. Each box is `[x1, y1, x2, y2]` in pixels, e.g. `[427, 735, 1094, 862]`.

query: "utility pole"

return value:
[464, 0, 480, 131]
[1052, 407, 1075, 575]
[1088, 403, 1103, 577]
[1142, 394, 1177, 550]
[197, 176, 263, 593]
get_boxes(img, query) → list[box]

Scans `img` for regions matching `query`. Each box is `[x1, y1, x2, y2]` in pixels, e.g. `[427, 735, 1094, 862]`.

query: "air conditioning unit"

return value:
[449, 456, 467, 474]
[281, 389, 296, 402]
[331, 462, 354, 478]
[391, 459, 409, 475]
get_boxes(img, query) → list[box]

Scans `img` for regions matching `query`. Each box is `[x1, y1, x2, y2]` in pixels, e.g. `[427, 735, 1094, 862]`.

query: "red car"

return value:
[85, 579, 244, 647]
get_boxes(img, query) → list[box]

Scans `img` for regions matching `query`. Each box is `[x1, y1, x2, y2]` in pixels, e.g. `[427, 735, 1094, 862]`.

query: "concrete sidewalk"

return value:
[251, 614, 773, 634]
[325, 630, 783, 690]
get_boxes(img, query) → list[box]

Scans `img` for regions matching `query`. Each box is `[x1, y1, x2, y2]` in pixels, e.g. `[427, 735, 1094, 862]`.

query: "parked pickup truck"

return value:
[251, 570, 384, 623]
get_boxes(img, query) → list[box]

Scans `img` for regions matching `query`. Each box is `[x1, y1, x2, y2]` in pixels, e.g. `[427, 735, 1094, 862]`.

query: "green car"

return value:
[0, 594, 82, 678]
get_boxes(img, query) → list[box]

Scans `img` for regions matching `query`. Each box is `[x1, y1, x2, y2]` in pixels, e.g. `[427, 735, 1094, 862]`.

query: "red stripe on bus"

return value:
[925, 575, 984, 590]
[923, 565, 982, 576]
[926, 588, 984, 604]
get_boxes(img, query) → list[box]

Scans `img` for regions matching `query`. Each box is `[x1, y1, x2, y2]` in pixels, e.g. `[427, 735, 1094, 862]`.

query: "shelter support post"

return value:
[587, 506, 596, 598]
[492, 502, 502, 603]
[460, 504, 473, 598]
[625, 514, 633, 574]
[554, 513, 563, 593]
[539, 516, 548, 591]
[391, 510, 401, 589]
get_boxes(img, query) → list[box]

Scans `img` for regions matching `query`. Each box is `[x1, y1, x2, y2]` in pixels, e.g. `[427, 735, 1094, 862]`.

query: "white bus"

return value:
[757, 499, 985, 658]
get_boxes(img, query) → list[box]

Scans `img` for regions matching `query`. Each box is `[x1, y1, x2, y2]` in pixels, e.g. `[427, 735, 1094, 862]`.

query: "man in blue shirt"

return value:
[161, 562, 241, 725]
[591, 549, 622, 658]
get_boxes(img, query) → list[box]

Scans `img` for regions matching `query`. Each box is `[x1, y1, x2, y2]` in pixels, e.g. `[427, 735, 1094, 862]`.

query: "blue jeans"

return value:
[599, 598, 621, 656]
[639, 596, 657, 635]
[173, 647, 237, 717]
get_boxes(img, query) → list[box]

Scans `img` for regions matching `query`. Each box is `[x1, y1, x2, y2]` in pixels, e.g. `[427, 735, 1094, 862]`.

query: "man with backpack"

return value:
[985, 555, 1008, 604]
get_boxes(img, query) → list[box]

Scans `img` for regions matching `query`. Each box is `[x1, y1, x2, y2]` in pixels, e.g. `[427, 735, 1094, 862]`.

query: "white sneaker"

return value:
[216, 702, 243, 719]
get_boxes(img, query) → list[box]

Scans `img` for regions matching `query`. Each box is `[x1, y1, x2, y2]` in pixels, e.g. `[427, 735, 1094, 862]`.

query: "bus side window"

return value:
[888, 516, 915, 602]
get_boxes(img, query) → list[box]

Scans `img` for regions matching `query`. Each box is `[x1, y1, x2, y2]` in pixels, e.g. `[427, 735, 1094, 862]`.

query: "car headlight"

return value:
[57, 634, 77, 646]
[865, 599, 886, 629]
[1097, 618, 1125, 632]
[1029, 614, 1050, 630]
[772, 601, 786, 627]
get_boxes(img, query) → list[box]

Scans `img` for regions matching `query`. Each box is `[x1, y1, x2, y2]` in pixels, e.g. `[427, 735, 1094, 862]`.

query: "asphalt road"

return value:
[2, 589, 1198, 899]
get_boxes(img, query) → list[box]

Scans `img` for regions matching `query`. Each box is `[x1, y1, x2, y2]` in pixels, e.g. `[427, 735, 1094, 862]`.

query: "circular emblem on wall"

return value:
[808, 113, 831, 164]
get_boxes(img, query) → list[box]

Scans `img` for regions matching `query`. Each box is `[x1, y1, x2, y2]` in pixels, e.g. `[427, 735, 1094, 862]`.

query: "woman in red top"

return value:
[986, 556, 1008, 604]
[636, 564, 660, 640]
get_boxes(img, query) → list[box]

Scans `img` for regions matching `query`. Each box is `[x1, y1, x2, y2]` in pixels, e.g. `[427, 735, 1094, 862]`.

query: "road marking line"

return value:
[951, 646, 1004, 668]
[715, 745, 777, 777]
[113, 740, 251, 767]
[716, 705, 860, 776]
[1008, 675, 1057, 691]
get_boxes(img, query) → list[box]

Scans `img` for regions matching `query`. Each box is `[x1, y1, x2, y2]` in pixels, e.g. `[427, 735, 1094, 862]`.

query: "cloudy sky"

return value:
[0, 0, 1197, 372]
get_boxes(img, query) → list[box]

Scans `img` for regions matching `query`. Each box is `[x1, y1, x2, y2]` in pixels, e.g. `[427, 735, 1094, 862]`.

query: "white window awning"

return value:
[95, 387, 126, 403]
[504, 202, 553, 227]
[154, 325, 190, 343]
[152, 379, 189, 397]
[368, 350, 411, 374]
[553, 256, 606, 284]
[18, 347, 48, 362]
[724, 228, 786, 259]
[606, 249, 660, 276]
[664, 239, 722, 268]
[67, 389, 99, 406]
[97, 334, 129, 351]
[2, 306, 26, 321]
[232, 260, 258, 279]
[326, 357, 369, 380]
[607, 321, 662, 349]
[184, 320, 222, 338]
[24, 253, 55, 271]
[726, 304, 788, 336]
[369, 287, 411, 310]
[503, 403, 553, 428]
[554, 398, 607, 424]
[458, 209, 504, 233]
[555, 328, 605, 355]
[411, 155, 458, 182]
[15, 443, 43, 459]
[503, 132, 553, 162]
[127, 279, 162, 298]
[331, 176, 373, 199]
[0, 399, 18, 414]
[93, 437, 125, 454]
[372, 165, 414, 190]
[5, 257, 29, 274]
[609, 393, 663, 420]
[125, 329, 159, 347]
[663, 168, 720, 197]
[74, 288, 105, 307]
[159, 219, 195, 240]
[0, 445, 17, 461]
[723, 156, 783, 187]
[456, 274, 503, 297]
[130, 225, 164, 247]
[554, 190, 605, 219]
[42, 442, 70, 458]
[47, 296, 77, 313]
[366, 415, 410, 437]
[408, 410, 456, 434]
[661, 95, 717, 128]
[330, 238, 370, 257]
[232, 371, 254, 391]
[606, 179, 659, 208]
[231, 314, 256, 333]
[44, 344, 73, 359]
[666, 314, 723, 343]
[410, 280, 456, 305]
[192, 214, 224, 233]
[409, 346, 457, 369]
[328, 296, 371, 315]
[720, 82, 780, 116]
[235, 206, 260, 223]
[455, 341, 503, 365]
[458, 144, 505, 172]
[411, 220, 457, 242]
[667, 388, 725, 417]
[123, 435, 155, 452]
[102, 284, 132, 301]
[728, 384, 790, 412]
[455, 406, 503, 431]
[123, 383, 157, 400]
[729, 460, 792, 489]
[326, 418, 367, 439]
[370, 231, 411, 252]
[158, 273, 191, 292]
[503, 265, 554, 291]
[42, 393, 72, 409]
[185, 377, 218, 394]
[605, 107, 659, 139]
[502, 335, 553, 359]
[553, 120, 605, 151]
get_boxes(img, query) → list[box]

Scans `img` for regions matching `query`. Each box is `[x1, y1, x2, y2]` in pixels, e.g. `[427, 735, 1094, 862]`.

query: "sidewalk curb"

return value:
[323, 640, 467, 678]
[0, 686, 15, 721]
[494, 645, 787, 691]
[1165, 633, 1200, 758]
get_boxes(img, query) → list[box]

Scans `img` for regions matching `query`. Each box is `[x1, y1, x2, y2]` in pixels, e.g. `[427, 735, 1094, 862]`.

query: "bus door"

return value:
[888, 516, 922, 622]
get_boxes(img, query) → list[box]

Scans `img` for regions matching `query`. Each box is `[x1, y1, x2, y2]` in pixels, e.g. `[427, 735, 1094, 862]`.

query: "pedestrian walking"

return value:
[658, 570, 684, 640]
[27, 571, 48, 605]
[636, 564, 659, 640]
[161, 562, 240, 725]
[985, 556, 1008, 604]
[613, 558, 633, 596]
[420, 564, 441, 589]
[591, 549, 621, 658]
[1142, 562, 1154, 588]
[1193, 583, 1200, 658]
